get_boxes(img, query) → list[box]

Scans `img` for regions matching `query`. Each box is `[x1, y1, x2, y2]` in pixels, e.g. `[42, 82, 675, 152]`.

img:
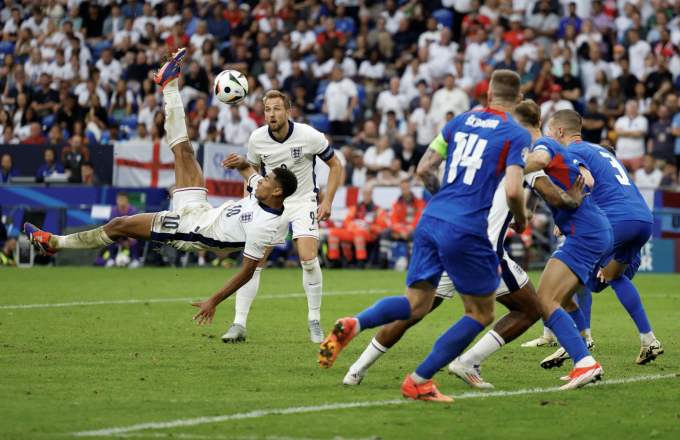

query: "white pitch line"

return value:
[0, 290, 398, 310]
[70, 373, 678, 437]
[108, 433, 374, 440]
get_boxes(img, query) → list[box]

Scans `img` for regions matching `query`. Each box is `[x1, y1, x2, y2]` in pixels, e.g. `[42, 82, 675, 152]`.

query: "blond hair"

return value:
[551, 109, 582, 134]
[262, 90, 292, 110]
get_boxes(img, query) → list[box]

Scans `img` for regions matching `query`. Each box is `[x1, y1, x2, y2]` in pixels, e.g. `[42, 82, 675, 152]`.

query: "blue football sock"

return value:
[547, 308, 590, 365]
[354, 296, 411, 332]
[414, 316, 485, 380]
[575, 287, 592, 329]
[610, 275, 652, 334]
[567, 308, 587, 345]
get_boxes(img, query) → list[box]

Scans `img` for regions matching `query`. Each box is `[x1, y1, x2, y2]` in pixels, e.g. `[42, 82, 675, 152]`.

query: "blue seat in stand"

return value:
[307, 113, 330, 133]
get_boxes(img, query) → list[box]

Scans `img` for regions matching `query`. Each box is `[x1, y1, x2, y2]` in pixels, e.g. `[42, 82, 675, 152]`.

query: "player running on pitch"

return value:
[222, 90, 343, 344]
[537, 109, 663, 367]
[317, 70, 531, 401]
[24, 48, 298, 326]
[521, 100, 613, 389]
[343, 143, 590, 388]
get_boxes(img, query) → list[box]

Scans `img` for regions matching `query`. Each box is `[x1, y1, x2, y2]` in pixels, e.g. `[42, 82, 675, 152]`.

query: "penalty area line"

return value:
[69, 373, 678, 437]
[0, 290, 399, 310]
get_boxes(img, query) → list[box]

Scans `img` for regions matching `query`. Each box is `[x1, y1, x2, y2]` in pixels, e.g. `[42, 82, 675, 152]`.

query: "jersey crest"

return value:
[239, 212, 253, 223]
[290, 147, 303, 162]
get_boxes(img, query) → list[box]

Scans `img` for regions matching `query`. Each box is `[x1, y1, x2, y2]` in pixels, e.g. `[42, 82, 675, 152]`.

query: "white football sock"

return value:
[641, 331, 656, 346]
[233, 267, 261, 327]
[51, 227, 114, 250]
[458, 330, 505, 367]
[301, 258, 322, 321]
[162, 79, 188, 149]
[585, 328, 592, 339]
[574, 355, 596, 368]
[350, 338, 388, 375]
[544, 325, 556, 338]
[410, 372, 428, 384]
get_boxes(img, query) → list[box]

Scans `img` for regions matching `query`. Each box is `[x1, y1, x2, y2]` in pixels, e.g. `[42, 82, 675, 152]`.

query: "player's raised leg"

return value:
[451, 281, 543, 388]
[154, 47, 204, 189]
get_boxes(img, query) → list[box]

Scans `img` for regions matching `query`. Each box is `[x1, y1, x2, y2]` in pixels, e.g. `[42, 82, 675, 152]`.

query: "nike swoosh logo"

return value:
[309, 228, 315, 231]
[309, 282, 321, 286]
[263, 155, 271, 158]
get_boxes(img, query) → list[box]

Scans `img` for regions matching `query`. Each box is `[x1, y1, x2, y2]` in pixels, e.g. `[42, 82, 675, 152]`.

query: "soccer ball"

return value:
[115, 252, 131, 268]
[214, 70, 249, 105]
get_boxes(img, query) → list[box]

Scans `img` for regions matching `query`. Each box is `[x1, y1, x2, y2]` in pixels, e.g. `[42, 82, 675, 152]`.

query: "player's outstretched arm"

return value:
[524, 150, 551, 174]
[416, 147, 445, 195]
[190, 257, 259, 326]
[532, 175, 589, 210]
[317, 154, 343, 222]
[221, 153, 257, 181]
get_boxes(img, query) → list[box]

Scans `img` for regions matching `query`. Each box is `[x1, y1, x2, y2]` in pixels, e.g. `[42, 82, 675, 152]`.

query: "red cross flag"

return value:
[113, 141, 177, 188]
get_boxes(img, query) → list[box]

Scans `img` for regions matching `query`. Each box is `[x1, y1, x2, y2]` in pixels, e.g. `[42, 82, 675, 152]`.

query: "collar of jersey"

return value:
[259, 202, 284, 216]
[268, 120, 295, 144]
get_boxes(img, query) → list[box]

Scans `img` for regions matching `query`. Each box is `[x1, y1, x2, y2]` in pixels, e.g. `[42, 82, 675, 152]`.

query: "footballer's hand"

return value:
[597, 269, 606, 283]
[566, 175, 590, 206]
[509, 217, 527, 234]
[190, 300, 216, 326]
[317, 200, 332, 222]
[221, 153, 244, 170]
[553, 224, 563, 237]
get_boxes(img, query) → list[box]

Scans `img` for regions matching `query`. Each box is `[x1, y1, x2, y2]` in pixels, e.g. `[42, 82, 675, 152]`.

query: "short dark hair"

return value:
[82, 160, 93, 167]
[116, 190, 128, 198]
[272, 167, 298, 199]
[514, 99, 541, 128]
[44, 147, 56, 157]
[600, 144, 617, 156]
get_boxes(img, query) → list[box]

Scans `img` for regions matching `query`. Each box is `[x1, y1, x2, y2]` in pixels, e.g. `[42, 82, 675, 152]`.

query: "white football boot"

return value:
[222, 323, 247, 342]
[636, 340, 664, 365]
[448, 358, 494, 388]
[343, 369, 365, 386]
[308, 320, 324, 344]
[521, 335, 558, 347]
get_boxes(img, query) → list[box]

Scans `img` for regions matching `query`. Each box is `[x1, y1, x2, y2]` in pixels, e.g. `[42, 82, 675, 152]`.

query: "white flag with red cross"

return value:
[113, 141, 177, 188]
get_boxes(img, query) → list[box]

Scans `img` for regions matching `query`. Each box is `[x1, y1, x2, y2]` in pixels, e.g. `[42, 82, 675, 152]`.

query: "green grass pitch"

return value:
[1, 267, 679, 440]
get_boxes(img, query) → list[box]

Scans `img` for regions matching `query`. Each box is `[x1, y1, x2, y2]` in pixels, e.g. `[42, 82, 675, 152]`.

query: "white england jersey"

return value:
[151, 175, 283, 260]
[247, 121, 335, 204]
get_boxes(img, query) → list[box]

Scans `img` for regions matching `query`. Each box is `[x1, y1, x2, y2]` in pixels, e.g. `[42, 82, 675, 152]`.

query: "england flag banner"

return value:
[113, 141, 177, 188]
[202, 142, 249, 206]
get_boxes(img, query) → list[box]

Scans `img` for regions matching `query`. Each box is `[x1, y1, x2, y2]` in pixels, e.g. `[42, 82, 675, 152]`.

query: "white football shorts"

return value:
[271, 197, 319, 244]
[435, 253, 530, 299]
[150, 187, 234, 252]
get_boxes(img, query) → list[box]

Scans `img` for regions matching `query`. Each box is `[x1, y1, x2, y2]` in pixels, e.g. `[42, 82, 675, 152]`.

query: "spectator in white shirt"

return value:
[627, 29, 651, 80]
[133, 3, 158, 38]
[223, 105, 258, 145]
[364, 135, 396, 171]
[634, 154, 663, 211]
[137, 95, 160, 132]
[47, 50, 75, 82]
[24, 49, 49, 86]
[427, 27, 459, 80]
[418, 17, 441, 48]
[20, 8, 50, 38]
[158, 2, 181, 39]
[580, 45, 610, 92]
[323, 67, 359, 136]
[376, 77, 409, 123]
[540, 84, 574, 134]
[513, 28, 539, 61]
[614, 100, 648, 171]
[358, 49, 386, 82]
[409, 95, 438, 149]
[75, 79, 108, 108]
[290, 20, 316, 54]
[113, 17, 140, 48]
[430, 74, 470, 123]
[94, 48, 122, 90]
[347, 149, 368, 187]
[527, 0, 560, 51]
[465, 27, 492, 81]
[399, 55, 433, 101]
[379, 0, 406, 35]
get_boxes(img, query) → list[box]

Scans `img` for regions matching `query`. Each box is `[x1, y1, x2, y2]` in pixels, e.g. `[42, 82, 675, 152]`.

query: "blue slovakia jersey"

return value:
[567, 141, 653, 224]
[424, 108, 531, 233]
[530, 137, 610, 236]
